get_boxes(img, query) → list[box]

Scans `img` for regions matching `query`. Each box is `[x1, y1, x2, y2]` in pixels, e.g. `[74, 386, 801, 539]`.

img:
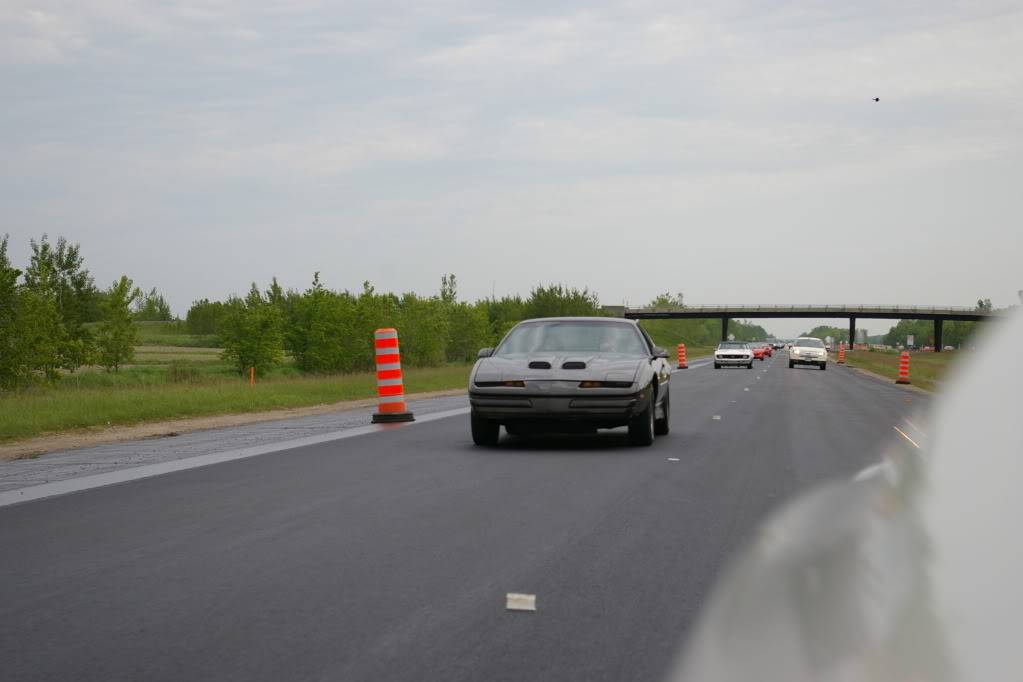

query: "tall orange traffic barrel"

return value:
[896, 351, 911, 385]
[371, 328, 415, 423]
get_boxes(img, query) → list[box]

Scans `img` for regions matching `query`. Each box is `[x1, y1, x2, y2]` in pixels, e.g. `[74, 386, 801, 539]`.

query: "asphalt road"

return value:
[0, 354, 928, 681]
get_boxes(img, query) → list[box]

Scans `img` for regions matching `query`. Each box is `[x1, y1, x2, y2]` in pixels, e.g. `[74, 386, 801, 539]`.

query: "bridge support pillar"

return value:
[849, 317, 856, 349]
[935, 319, 944, 352]
[721, 317, 729, 341]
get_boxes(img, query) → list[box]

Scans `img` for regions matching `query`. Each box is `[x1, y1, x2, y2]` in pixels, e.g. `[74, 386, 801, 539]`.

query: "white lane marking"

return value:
[893, 425, 921, 449]
[667, 457, 680, 462]
[712, 415, 721, 420]
[743, 387, 750, 391]
[0, 407, 471, 508]
[506, 593, 537, 612]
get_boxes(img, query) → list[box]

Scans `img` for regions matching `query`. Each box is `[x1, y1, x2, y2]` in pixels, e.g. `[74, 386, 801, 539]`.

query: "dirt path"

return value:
[0, 389, 467, 461]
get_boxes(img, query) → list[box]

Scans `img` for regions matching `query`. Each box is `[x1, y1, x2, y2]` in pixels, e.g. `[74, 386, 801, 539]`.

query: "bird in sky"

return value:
[874, 97, 880, 102]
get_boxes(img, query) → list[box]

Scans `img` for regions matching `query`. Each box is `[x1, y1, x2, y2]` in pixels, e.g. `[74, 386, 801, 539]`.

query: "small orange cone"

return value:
[677, 343, 688, 370]
[896, 351, 911, 385]
[837, 343, 846, 364]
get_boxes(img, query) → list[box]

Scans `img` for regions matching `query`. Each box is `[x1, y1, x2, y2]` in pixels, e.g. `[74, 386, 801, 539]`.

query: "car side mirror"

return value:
[653, 346, 669, 359]
[477, 348, 494, 359]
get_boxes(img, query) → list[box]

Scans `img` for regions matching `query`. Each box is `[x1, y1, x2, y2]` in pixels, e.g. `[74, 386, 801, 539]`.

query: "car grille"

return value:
[720, 354, 746, 359]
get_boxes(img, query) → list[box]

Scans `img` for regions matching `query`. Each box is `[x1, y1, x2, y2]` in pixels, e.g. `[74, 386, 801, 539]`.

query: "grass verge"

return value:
[0, 364, 473, 443]
[843, 350, 960, 392]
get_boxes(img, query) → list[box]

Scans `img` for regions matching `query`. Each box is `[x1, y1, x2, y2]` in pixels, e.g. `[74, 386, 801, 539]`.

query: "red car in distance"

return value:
[752, 344, 769, 361]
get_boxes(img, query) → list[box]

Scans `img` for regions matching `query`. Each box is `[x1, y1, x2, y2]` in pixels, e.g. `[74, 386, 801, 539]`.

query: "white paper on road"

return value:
[712, 416, 721, 420]
[506, 593, 537, 611]
[667, 457, 680, 462]
[744, 388, 750, 391]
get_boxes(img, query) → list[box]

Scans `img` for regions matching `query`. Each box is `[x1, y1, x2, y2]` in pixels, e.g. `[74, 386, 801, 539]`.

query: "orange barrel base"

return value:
[372, 409, 415, 424]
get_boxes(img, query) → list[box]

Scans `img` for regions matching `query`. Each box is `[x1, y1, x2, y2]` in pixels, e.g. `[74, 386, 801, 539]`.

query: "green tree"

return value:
[220, 287, 284, 375]
[96, 276, 141, 371]
[396, 293, 449, 367]
[445, 302, 490, 361]
[186, 298, 228, 335]
[524, 284, 603, 319]
[286, 275, 356, 373]
[0, 235, 23, 389]
[23, 234, 97, 370]
[134, 287, 173, 321]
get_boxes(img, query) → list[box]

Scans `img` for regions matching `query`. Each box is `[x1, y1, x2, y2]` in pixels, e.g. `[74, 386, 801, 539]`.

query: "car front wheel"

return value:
[789, 360, 795, 368]
[714, 362, 720, 369]
[820, 362, 827, 371]
[471, 410, 500, 446]
[628, 393, 655, 446]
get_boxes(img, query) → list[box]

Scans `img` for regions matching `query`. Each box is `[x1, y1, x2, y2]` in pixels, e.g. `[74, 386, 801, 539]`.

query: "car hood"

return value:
[474, 354, 643, 384]
[716, 348, 752, 355]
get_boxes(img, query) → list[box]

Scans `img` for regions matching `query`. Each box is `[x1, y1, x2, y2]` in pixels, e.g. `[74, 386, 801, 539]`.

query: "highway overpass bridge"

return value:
[606, 305, 1000, 350]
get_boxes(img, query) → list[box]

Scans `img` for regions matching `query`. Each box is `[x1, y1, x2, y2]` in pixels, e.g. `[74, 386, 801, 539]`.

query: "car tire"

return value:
[654, 389, 670, 436]
[820, 362, 827, 371]
[747, 362, 754, 369]
[628, 392, 656, 446]
[714, 362, 720, 369]
[789, 360, 795, 369]
[471, 410, 500, 446]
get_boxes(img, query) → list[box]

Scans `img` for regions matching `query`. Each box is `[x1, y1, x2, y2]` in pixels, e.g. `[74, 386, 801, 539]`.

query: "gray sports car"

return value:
[468, 317, 673, 446]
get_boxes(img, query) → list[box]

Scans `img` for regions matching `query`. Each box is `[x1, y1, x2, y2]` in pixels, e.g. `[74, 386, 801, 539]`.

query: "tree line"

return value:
[0, 233, 816, 390]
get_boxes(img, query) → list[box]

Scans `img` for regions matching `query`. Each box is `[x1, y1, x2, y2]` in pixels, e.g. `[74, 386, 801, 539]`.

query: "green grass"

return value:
[843, 349, 961, 392]
[0, 364, 473, 443]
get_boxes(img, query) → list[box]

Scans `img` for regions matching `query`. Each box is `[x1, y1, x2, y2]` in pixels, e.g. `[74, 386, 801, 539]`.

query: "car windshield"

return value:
[496, 321, 649, 356]
[795, 338, 825, 348]
[717, 342, 748, 349]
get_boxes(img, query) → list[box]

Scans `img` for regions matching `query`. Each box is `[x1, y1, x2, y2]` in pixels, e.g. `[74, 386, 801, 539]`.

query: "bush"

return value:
[219, 290, 285, 375]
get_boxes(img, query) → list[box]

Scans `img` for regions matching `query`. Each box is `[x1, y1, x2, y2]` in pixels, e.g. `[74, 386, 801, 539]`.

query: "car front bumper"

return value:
[715, 355, 752, 366]
[790, 354, 826, 365]
[469, 386, 652, 428]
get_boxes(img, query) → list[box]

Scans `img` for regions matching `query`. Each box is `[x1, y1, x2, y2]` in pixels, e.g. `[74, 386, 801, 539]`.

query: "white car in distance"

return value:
[788, 337, 828, 370]
[714, 341, 754, 369]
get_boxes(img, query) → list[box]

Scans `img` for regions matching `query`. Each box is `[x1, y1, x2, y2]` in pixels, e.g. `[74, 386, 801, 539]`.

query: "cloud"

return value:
[2, 0, 1022, 316]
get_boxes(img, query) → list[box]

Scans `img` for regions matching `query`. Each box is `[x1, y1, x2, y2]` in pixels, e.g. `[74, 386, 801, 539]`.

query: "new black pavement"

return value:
[0, 356, 928, 681]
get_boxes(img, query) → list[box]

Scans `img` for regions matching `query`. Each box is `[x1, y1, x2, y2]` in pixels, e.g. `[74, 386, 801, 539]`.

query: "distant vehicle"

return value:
[752, 345, 768, 361]
[468, 317, 673, 447]
[788, 337, 828, 370]
[943, 345, 955, 351]
[714, 341, 754, 369]
[771, 341, 784, 350]
[759, 343, 773, 358]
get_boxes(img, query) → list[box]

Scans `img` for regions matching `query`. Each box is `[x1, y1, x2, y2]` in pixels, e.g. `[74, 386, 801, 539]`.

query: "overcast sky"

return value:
[3, 1, 1022, 337]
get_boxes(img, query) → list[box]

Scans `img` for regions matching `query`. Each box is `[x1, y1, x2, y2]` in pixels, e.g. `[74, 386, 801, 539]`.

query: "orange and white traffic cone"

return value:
[896, 351, 911, 385]
[838, 343, 846, 364]
[677, 343, 688, 370]
[371, 328, 415, 423]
